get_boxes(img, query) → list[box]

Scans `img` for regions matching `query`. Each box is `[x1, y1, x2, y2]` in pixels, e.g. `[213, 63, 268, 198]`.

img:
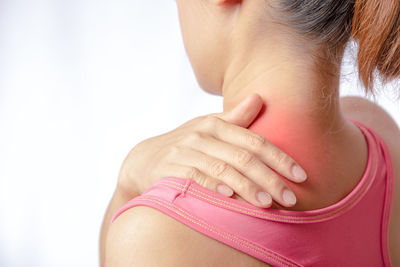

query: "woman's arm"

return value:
[105, 206, 275, 267]
[100, 184, 139, 266]
[104, 207, 190, 267]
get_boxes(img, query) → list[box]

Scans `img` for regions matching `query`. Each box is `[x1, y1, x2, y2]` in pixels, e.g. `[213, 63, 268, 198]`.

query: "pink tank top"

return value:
[111, 119, 395, 266]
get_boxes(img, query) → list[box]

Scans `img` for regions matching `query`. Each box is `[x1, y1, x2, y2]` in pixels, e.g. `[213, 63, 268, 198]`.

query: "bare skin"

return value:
[103, 0, 400, 265]
[100, 94, 308, 265]
[105, 97, 400, 267]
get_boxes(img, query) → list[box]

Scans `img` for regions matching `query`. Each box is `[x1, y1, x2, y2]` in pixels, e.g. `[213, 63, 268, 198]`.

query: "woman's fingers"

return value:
[165, 148, 273, 208]
[163, 93, 304, 207]
[210, 93, 307, 183]
[216, 93, 264, 128]
[182, 134, 296, 207]
[164, 162, 233, 197]
[199, 115, 307, 183]
[218, 119, 307, 183]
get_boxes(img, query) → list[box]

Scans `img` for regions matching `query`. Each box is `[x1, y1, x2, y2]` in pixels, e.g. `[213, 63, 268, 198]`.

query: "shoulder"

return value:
[105, 205, 272, 267]
[340, 96, 400, 189]
[339, 96, 400, 170]
[340, 96, 400, 142]
[339, 95, 400, 174]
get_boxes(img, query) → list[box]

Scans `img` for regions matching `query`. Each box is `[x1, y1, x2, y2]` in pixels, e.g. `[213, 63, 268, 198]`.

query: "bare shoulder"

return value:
[105, 206, 272, 267]
[340, 96, 400, 172]
[340, 96, 400, 141]
[339, 96, 399, 185]
[339, 96, 400, 183]
[340, 96, 400, 266]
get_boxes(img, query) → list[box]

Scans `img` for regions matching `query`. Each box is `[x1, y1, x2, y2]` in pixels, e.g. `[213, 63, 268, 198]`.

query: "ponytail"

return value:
[352, 0, 400, 94]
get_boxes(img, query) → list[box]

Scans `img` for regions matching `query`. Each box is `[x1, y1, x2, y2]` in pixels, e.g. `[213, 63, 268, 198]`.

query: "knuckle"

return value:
[266, 175, 283, 190]
[234, 149, 254, 168]
[245, 133, 265, 149]
[184, 131, 203, 144]
[185, 167, 200, 180]
[209, 161, 229, 178]
[203, 115, 221, 129]
[193, 173, 207, 187]
[236, 178, 254, 196]
[273, 150, 290, 167]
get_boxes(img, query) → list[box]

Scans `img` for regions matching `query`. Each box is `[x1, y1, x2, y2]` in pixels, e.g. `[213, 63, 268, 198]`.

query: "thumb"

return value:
[216, 93, 264, 128]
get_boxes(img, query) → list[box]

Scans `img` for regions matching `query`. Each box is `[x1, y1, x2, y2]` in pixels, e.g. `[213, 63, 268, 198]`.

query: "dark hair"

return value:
[272, 0, 400, 95]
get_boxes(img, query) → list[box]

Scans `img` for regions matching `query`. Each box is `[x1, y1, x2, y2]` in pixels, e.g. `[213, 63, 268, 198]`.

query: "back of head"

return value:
[273, 0, 400, 95]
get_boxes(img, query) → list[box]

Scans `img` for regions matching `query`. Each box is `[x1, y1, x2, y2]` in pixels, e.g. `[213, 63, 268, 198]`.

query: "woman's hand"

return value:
[117, 93, 307, 208]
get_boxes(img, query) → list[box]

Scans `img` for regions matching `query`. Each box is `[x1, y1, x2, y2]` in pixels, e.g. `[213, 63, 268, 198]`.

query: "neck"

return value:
[221, 49, 359, 210]
[222, 49, 347, 141]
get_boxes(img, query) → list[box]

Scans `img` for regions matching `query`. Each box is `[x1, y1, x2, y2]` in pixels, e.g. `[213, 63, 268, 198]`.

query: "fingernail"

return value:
[257, 191, 272, 206]
[217, 184, 233, 197]
[291, 164, 307, 181]
[282, 189, 296, 205]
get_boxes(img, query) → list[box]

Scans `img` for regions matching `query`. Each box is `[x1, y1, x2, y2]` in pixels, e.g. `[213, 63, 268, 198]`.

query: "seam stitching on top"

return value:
[175, 179, 191, 201]
[137, 195, 301, 267]
[157, 172, 374, 223]
[156, 121, 376, 223]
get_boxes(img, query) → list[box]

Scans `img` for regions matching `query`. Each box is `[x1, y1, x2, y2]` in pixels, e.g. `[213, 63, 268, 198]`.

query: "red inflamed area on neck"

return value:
[247, 103, 320, 164]
[245, 102, 338, 209]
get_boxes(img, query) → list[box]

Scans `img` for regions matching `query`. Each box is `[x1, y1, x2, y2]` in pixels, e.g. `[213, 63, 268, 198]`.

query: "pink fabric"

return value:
[111, 119, 394, 267]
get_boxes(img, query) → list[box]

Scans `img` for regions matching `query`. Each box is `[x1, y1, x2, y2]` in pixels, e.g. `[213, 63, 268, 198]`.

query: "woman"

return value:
[101, 0, 399, 266]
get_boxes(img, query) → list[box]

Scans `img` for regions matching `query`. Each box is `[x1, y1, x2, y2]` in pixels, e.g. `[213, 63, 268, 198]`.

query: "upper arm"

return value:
[105, 206, 187, 267]
[105, 206, 273, 267]
[105, 206, 227, 267]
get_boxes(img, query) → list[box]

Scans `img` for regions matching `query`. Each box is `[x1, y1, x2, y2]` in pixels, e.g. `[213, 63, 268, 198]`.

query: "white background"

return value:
[0, 1, 399, 267]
